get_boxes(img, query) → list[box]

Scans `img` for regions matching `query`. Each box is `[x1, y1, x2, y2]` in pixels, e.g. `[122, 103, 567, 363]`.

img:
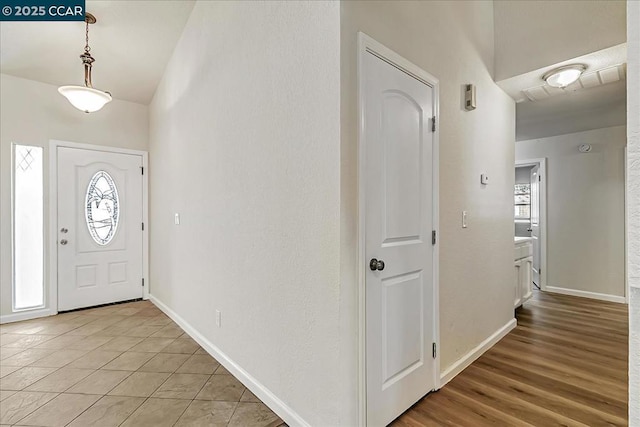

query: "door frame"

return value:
[515, 157, 547, 291]
[48, 139, 149, 314]
[357, 32, 440, 426]
[625, 147, 629, 304]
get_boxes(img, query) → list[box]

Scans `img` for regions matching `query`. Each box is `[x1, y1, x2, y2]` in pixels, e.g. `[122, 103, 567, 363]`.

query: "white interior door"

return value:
[530, 166, 540, 286]
[57, 147, 143, 311]
[364, 51, 436, 426]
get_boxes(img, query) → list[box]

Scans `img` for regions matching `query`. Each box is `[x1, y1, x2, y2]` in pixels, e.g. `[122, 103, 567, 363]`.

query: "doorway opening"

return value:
[515, 158, 546, 292]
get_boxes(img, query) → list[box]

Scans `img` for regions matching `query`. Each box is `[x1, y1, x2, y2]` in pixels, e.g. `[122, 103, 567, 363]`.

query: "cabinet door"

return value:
[514, 260, 522, 308]
[520, 256, 533, 303]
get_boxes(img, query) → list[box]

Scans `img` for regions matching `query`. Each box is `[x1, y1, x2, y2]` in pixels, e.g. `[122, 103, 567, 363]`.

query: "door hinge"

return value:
[432, 116, 436, 132]
[432, 230, 437, 245]
[141, 222, 144, 231]
[141, 278, 145, 287]
[140, 166, 144, 175]
[539, 175, 541, 182]
[432, 342, 437, 359]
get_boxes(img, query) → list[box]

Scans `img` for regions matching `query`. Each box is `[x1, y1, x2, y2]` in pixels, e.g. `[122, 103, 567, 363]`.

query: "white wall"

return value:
[494, 0, 626, 80]
[517, 126, 626, 298]
[626, 0, 640, 423]
[516, 90, 627, 142]
[0, 74, 148, 320]
[148, 2, 340, 426]
[515, 166, 532, 185]
[340, 3, 516, 423]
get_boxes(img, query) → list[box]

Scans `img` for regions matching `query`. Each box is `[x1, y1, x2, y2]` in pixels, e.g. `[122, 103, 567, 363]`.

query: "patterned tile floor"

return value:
[0, 300, 286, 427]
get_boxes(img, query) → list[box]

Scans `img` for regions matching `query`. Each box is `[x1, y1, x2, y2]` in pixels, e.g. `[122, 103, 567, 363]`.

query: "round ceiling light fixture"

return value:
[578, 144, 592, 153]
[58, 13, 112, 113]
[542, 64, 586, 88]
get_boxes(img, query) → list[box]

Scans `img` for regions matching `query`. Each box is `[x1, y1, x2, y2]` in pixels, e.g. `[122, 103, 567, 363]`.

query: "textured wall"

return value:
[627, 0, 640, 423]
[517, 126, 626, 298]
[148, 2, 341, 425]
[340, 3, 515, 423]
[0, 74, 148, 320]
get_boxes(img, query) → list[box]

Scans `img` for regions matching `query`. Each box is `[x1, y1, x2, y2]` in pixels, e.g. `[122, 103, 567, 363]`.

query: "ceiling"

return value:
[0, 0, 195, 105]
[497, 44, 627, 141]
[493, 0, 626, 81]
[0, 0, 627, 137]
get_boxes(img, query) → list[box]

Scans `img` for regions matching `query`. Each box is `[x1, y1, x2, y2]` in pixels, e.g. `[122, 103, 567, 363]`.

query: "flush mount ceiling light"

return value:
[542, 64, 586, 88]
[58, 13, 112, 113]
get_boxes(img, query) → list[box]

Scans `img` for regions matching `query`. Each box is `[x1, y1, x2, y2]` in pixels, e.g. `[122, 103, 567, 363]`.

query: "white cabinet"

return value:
[519, 256, 533, 302]
[514, 239, 533, 308]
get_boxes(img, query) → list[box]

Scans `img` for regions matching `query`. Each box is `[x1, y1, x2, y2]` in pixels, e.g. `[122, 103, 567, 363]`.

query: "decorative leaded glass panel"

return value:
[85, 171, 120, 245]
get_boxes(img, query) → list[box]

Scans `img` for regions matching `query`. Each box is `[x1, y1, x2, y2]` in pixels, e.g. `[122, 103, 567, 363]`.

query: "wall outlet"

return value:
[215, 310, 221, 328]
[174, 213, 180, 225]
[462, 210, 468, 228]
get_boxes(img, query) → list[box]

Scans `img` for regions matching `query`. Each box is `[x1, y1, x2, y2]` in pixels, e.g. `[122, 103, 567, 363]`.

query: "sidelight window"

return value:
[13, 144, 44, 310]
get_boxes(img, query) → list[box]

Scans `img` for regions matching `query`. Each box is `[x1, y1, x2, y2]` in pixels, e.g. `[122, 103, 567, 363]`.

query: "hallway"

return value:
[0, 300, 285, 427]
[394, 291, 628, 426]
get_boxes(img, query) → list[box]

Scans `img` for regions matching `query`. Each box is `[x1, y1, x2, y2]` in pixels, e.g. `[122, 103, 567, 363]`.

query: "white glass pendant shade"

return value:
[58, 85, 112, 113]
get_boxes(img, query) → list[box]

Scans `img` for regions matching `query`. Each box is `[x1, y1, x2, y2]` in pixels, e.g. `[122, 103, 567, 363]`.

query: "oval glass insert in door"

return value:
[85, 170, 120, 245]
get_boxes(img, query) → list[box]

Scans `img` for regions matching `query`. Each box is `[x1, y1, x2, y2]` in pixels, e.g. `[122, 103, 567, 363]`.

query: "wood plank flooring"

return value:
[393, 290, 629, 427]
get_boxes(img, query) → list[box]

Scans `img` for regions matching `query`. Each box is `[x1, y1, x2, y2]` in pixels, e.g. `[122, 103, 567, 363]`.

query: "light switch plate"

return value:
[462, 211, 468, 228]
[174, 213, 180, 225]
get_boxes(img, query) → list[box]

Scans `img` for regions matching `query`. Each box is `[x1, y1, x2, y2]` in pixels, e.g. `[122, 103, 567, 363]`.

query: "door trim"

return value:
[515, 158, 547, 291]
[625, 147, 629, 304]
[357, 32, 440, 426]
[48, 140, 149, 314]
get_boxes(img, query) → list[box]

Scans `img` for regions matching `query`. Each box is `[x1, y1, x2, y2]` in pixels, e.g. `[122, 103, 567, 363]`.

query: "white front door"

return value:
[57, 147, 143, 311]
[530, 165, 540, 286]
[364, 51, 437, 426]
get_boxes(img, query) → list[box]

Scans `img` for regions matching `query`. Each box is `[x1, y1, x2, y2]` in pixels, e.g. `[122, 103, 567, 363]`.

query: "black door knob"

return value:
[369, 258, 385, 271]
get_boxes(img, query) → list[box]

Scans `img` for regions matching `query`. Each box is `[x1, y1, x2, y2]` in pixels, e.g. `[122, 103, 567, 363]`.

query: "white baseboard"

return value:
[545, 286, 627, 304]
[0, 308, 56, 324]
[148, 294, 310, 427]
[439, 318, 516, 387]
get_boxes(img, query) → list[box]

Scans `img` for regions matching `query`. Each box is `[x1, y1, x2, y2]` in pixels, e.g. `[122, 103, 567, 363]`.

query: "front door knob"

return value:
[369, 258, 385, 271]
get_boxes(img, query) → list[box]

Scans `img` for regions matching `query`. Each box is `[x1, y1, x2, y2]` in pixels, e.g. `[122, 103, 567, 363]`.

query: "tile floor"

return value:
[0, 300, 286, 427]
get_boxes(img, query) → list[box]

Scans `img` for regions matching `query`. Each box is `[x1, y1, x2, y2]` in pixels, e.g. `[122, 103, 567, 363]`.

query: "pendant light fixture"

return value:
[58, 13, 112, 113]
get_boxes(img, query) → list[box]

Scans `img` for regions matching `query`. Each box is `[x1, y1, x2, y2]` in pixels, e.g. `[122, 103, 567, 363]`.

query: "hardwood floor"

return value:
[393, 290, 629, 427]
